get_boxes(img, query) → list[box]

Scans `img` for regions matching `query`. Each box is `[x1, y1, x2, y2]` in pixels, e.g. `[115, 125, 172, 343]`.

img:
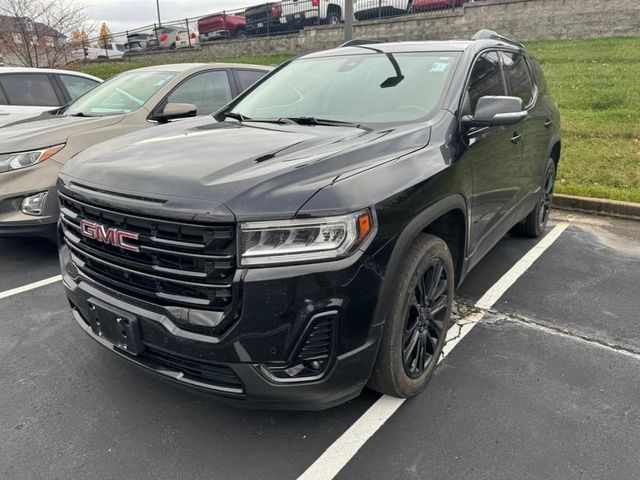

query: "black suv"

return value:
[58, 31, 561, 410]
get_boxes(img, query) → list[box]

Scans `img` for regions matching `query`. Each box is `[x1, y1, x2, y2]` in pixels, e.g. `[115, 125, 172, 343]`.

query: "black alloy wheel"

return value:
[515, 157, 557, 238]
[538, 165, 555, 227]
[402, 258, 448, 378]
[368, 233, 454, 398]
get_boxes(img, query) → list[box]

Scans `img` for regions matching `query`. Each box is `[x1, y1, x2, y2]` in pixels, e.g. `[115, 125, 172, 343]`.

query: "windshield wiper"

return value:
[66, 112, 102, 118]
[284, 117, 370, 130]
[223, 111, 250, 122]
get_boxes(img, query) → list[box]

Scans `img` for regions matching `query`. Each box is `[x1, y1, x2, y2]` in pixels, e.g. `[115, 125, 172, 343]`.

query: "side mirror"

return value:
[154, 102, 197, 122]
[462, 96, 527, 128]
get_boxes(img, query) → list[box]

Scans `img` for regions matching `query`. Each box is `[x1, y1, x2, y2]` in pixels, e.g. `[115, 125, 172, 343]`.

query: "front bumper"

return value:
[0, 160, 61, 241]
[61, 241, 385, 410]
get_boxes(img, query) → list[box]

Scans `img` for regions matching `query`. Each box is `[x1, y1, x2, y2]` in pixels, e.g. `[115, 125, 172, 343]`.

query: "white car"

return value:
[0, 67, 101, 126]
[175, 29, 200, 49]
[353, 0, 409, 20]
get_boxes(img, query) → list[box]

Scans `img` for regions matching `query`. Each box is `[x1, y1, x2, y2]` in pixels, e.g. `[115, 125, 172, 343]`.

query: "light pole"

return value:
[156, 0, 161, 27]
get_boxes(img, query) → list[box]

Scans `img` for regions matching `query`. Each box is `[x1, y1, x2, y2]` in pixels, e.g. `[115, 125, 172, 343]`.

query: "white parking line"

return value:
[0, 275, 62, 300]
[297, 222, 570, 480]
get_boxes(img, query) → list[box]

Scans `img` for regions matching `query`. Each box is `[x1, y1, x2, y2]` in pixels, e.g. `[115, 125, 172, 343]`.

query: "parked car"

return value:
[175, 29, 200, 49]
[244, 2, 284, 36]
[72, 42, 125, 61]
[153, 26, 192, 49]
[0, 63, 271, 240]
[354, 0, 410, 19]
[409, 0, 463, 13]
[57, 31, 561, 409]
[0, 68, 101, 127]
[124, 32, 156, 53]
[280, 0, 346, 26]
[198, 13, 247, 41]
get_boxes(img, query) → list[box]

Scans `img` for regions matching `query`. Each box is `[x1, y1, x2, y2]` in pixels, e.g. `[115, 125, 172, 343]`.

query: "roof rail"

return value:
[339, 39, 381, 48]
[471, 29, 525, 48]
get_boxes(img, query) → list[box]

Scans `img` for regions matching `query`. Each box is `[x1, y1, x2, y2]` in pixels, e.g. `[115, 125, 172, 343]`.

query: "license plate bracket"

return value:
[87, 298, 144, 355]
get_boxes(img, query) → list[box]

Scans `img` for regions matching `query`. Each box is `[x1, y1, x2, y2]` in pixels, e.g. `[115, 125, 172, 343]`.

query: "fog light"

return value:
[21, 191, 48, 216]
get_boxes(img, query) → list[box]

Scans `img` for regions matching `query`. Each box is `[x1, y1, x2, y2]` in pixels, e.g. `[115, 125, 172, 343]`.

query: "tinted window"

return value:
[166, 70, 232, 116]
[59, 75, 99, 100]
[0, 85, 7, 105]
[502, 52, 534, 107]
[0, 73, 59, 106]
[236, 69, 266, 92]
[465, 51, 505, 114]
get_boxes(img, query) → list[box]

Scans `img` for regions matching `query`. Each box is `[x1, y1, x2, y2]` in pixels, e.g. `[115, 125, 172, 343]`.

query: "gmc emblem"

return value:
[79, 219, 140, 252]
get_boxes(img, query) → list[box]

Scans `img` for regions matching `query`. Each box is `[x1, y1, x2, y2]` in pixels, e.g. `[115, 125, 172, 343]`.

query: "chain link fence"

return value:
[74, 0, 487, 62]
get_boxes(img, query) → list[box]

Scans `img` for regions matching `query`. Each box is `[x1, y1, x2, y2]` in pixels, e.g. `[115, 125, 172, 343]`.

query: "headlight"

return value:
[0, 144, 65, 173]
[239, 209, 375, 267]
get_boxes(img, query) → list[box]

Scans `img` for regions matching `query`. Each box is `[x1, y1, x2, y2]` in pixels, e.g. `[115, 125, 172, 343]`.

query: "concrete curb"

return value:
[553, 194, 640, 221]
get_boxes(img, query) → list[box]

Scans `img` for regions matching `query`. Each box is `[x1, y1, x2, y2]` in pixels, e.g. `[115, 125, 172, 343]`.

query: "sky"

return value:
[80, 0, 246, 35]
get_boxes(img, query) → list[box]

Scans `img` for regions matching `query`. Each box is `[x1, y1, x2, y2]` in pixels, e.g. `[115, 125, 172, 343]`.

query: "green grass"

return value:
[72, 54, 294, 79]
[72, 37, 640, 203]
[528, 37, 640, 203]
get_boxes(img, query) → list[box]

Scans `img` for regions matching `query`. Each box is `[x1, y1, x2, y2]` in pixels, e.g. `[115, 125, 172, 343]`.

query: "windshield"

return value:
[65, 71, 177, 116]
[231, 52, 460, 126]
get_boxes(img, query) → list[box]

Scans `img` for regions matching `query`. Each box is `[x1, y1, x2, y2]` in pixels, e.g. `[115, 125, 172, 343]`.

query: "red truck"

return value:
[198, 13, 247, 41]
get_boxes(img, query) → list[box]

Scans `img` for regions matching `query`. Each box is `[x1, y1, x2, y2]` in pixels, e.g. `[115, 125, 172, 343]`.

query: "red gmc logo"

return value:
[79, 219, 140, 252]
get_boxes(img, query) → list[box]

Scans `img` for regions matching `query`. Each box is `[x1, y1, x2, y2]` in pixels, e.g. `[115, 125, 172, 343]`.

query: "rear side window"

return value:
[465, 51, 506, 114]
[0, 73, 59, 106]
[501, 52, 535, 107]
[59, 75, 100, 100]
[166, 70, 232, 116]
[235, 69, 267, 92]
[0, 85, 7, 105]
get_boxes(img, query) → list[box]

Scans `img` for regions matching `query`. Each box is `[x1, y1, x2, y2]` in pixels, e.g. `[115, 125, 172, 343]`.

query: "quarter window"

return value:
[501, 52, 535, 107]
[59, 75, 100, 100]
[235, 69, 267, 92]
[0, 73, 59, 106]
[464, 51, 506, 115]
[166, 70, 232, 116]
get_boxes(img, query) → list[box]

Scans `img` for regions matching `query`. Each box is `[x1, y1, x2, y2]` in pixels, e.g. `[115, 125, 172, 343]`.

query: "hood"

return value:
[0, 113, 125, 153]
[62, 119, 431, 220]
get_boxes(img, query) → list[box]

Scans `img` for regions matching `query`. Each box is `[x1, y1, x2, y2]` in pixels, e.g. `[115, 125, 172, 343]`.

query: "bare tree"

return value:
[0, 0, 94, 67]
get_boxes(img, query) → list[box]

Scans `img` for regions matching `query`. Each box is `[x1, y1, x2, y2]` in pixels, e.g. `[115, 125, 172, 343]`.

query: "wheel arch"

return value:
[371, 194, 468, 327]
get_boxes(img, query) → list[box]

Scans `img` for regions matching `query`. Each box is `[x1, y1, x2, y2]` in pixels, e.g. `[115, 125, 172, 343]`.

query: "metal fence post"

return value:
[266, 3, 270, 36]
[186, 18, 191, 47]
[154, 22, 159, 47]
[378, 0, 382, 19]
[223, 10, 227, 39]
[344, 0, 353, 40]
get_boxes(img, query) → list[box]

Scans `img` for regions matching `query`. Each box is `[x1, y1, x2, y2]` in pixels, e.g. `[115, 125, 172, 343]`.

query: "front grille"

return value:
[59, 190, 237, 311]
[141, 346, 244, 393]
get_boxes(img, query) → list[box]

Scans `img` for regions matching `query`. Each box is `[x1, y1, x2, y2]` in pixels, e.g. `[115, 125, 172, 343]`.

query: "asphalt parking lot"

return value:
[1, 211, 639, 480]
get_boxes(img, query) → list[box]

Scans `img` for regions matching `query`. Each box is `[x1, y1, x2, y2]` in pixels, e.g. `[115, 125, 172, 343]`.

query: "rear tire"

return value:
[368, 234, 454, 398]
[515, 157, 556, 238]
[325, 8, 342, 25]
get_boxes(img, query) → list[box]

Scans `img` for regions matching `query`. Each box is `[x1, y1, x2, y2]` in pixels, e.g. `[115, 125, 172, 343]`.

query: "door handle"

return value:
[511, 133, 522, 144]
[544, 119, 553, 129]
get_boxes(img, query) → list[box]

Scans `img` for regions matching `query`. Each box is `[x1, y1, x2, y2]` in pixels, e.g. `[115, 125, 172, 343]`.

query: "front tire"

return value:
[368, 234, 454, 398]
[515, 157, 556, 238]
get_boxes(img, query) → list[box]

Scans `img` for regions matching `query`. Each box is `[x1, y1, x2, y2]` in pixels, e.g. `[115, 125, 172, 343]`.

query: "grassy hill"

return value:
[73, 37, 640, 203]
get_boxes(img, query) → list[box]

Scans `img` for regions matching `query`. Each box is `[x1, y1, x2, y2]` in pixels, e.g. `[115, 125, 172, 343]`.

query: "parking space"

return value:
[1, 211, 639, 480]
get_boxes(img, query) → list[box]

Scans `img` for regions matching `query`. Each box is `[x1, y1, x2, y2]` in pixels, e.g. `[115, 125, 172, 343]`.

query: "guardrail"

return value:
[72, 0, 484, 61]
